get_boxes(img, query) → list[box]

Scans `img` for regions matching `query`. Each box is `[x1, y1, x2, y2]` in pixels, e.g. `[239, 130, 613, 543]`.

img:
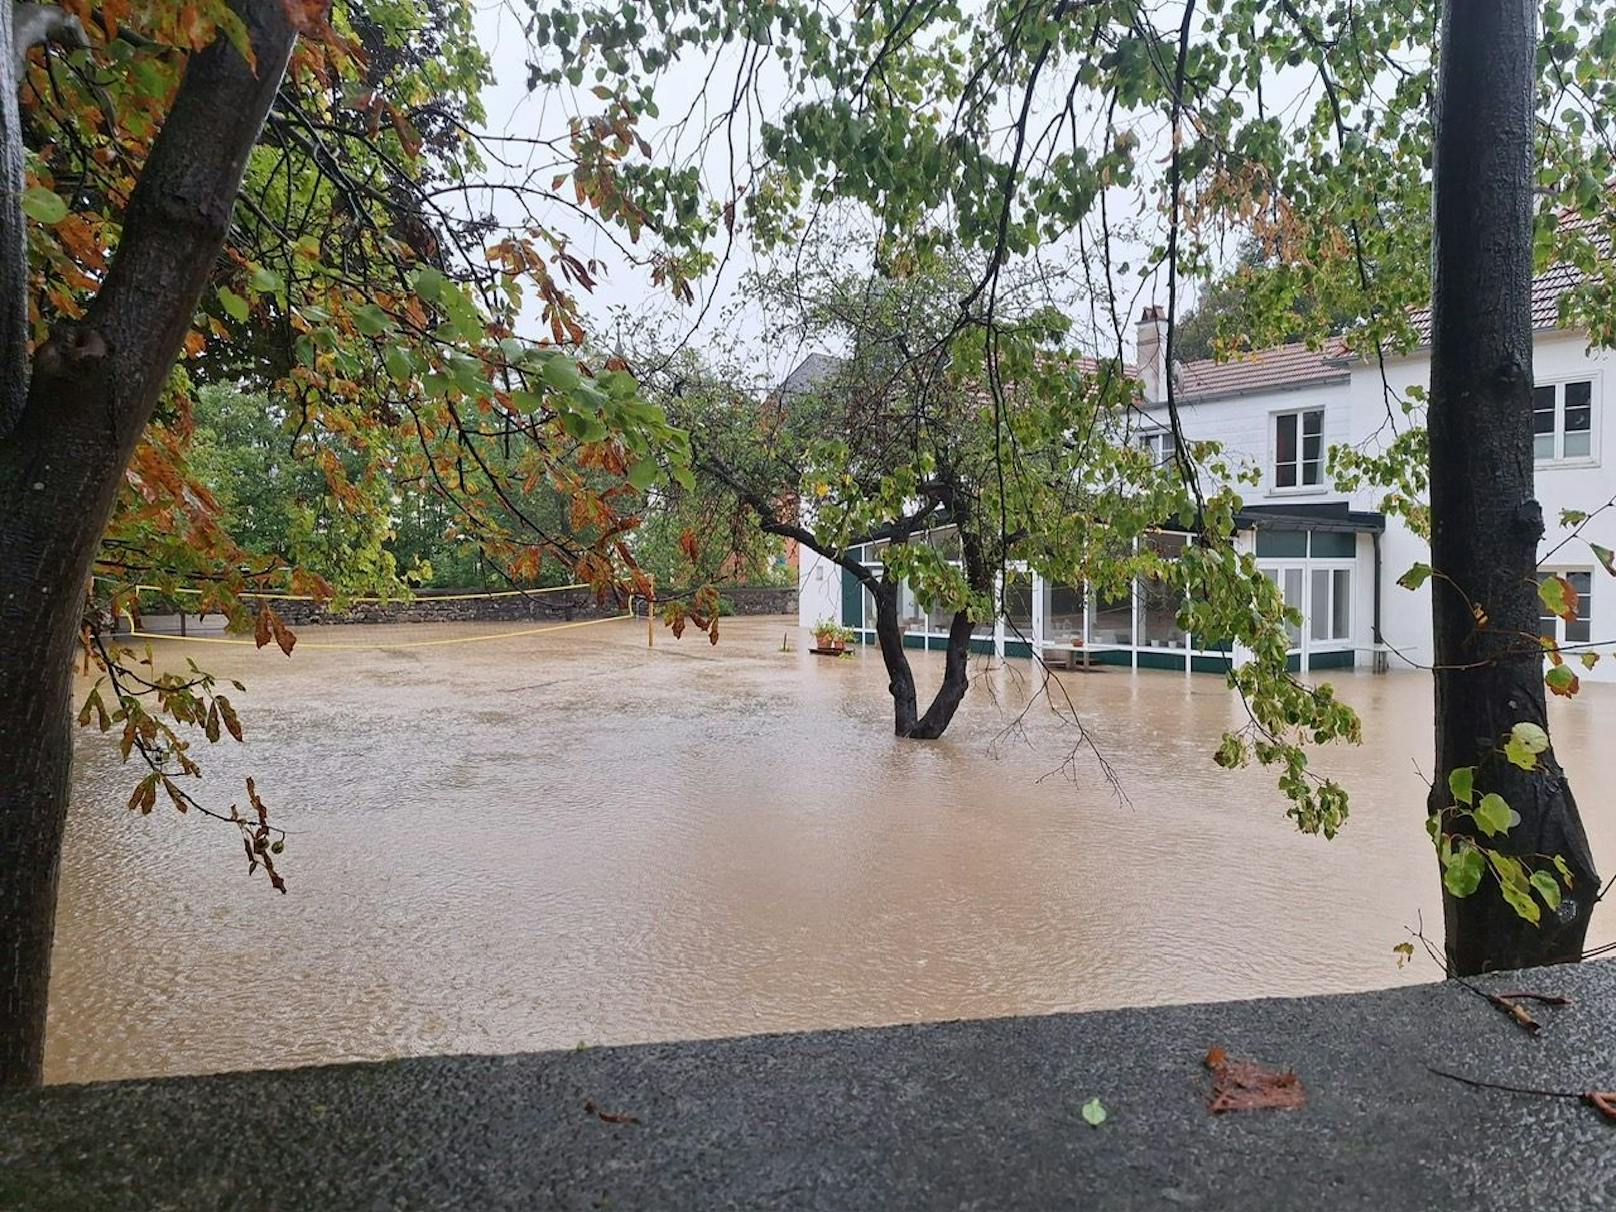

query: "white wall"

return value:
[798, 545, 841, 631]
[798, 329, 1616, 678]
[1342, 329, 1616, 680]
[1140, 377, 1355, 503]
[1140, 377, 1377, 669]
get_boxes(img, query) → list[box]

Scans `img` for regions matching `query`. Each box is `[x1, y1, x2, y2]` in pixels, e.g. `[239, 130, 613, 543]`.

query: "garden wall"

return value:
[257, 584, 796, 627]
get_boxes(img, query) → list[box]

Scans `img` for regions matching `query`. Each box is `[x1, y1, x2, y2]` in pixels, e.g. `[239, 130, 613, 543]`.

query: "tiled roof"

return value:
[1172, 341, 1352, 402]
[1406, 261, 1584, 345]
[776, 352, 844, 402]
[1407, 216, 1609, 343]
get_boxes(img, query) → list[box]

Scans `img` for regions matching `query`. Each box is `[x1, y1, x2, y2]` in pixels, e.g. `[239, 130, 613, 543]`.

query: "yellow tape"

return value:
[123, 612, 634, 651]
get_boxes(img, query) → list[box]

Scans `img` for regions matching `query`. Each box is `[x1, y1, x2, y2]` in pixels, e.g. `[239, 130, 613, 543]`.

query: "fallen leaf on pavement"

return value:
[583, 1099, 641, 1125]
[1204, 1046, 1306, 1114]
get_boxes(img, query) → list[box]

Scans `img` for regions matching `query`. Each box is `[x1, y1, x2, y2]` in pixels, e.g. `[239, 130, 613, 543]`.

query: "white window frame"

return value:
[1256, 541, 1355, 672]
[1532, 374, 1599, 467]
[1268, 406, 1326, 495]
[1139, 426, 1176, 465]
[1307, 562, 1355, 648]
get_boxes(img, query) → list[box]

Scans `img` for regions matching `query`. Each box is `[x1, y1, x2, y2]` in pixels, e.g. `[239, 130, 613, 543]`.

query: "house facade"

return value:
[796, 278, 1616, 680]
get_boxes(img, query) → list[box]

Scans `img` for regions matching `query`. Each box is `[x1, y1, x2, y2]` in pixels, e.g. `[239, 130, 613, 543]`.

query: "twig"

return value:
[1429, 1067, 1616, 1121]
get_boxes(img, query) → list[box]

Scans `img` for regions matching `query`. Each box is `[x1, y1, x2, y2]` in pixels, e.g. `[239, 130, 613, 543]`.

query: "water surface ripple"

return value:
[46, 616, 1616, 1083]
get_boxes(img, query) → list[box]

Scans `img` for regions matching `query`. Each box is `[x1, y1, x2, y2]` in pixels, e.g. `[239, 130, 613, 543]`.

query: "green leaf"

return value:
[1591, 543, 1616, 576]
[542, 357, 583, 392]
[21, 186, 68, 224]
[1443, 847, 1485, 898]
[1501, 881, 1542, 924]
[1545, 664, 1579, 697]
[1538, 574, 1575, 621]
[1080, 1097, 1107, 1127]
[1447, 766, 1474, 805]
[217, 287, 249, 323]
[627, 458, 659, 491]
[560, 411, 609, 443]
[1581, 651, 1600, 670]
[1553, 854, 1574, 887]
[1473, 792, 1511, 837]
[352, 304, 392, 337]
[1530, 870, 1563, 912]
[1503, 722, 1549, 770]
[412, 266, 448, 303]
[384, 345, 414, 384]
[248, 264, 283, 294]
[1396, 563, 1433, 591]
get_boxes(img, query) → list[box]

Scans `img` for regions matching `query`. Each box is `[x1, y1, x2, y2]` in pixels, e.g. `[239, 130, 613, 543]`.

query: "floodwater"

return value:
[46, 615, 1616, 1084]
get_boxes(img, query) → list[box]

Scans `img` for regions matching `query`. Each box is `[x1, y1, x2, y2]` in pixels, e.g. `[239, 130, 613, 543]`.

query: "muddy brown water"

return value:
[46, 615, 1616, 1084]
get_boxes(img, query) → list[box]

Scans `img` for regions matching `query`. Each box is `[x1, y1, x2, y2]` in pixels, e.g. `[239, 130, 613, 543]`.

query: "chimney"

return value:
[1136, 304, 1168, 404]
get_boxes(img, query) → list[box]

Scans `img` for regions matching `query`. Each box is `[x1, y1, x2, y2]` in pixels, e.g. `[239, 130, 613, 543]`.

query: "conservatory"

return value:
[832, 506, 1384, 674]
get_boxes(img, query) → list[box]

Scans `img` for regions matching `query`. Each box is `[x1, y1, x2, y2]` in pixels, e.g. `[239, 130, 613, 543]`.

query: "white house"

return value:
[795, 265, 1616, 680]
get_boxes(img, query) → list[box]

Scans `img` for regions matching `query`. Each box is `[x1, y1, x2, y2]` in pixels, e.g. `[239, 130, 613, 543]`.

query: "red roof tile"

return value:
[1173, 341, 1352, 402]
[1407, 216, 1609, 343]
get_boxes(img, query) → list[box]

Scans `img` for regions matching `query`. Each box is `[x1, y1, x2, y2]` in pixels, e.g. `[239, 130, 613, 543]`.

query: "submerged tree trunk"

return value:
[870, 579, 920, 732]
[1427, 0, 1598, 974]
[869, 580, 973, 739]
[0, 3, 296, 1086]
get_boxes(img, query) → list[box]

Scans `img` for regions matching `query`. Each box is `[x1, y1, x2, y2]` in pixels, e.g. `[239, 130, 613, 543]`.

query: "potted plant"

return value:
[811, 616, 853, 653]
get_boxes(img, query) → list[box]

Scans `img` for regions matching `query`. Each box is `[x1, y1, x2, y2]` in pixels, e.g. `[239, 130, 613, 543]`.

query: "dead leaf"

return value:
[1584, 1092, 1616, 1121]
[583, 1099, 640, 1126]
[1204, 1046, 1307, 1114]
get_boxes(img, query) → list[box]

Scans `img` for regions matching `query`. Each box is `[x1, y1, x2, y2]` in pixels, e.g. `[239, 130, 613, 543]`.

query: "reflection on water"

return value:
[46, 616, 1616, 1084]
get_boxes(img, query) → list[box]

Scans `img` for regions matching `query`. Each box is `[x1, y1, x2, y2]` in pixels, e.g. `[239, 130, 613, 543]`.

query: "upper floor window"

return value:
[1273, 408, 1324, 489]
[1533, 379, 1594, 462]
[1139, 428, 1176, 465]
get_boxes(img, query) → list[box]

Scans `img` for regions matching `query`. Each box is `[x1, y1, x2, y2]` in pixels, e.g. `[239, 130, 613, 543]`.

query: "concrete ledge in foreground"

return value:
[4, 961, 1616, 1210]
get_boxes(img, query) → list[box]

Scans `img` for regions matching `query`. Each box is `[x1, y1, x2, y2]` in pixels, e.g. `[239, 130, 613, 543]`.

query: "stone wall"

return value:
[264, 585, 796, 627]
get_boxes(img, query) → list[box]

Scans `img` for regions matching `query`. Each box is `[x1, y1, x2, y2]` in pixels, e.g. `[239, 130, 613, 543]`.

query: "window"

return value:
[1005, 571, 1035, 638]
[1140, 428, 1176, 465]
[1141, 532, 1187, 648]
[1539, 570, 1592, 645]
[1273, 409, 1324, 489]
[1534, 380, 1594, 462]
[1309, 568, 1352, 644]
[1262, 563, 1350, 648]
[1041, 582, 1085, 646]
[1262, 568, 1305, 647]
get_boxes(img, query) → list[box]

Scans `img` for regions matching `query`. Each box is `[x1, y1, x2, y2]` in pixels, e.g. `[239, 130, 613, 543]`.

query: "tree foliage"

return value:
[535, 0, 1616, 948]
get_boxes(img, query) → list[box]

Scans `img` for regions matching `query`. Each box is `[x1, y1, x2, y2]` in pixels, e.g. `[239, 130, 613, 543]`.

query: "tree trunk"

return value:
[1427, 0, 1598, 974]
[870, 580, 920, 733]
[908, 610, 974, 739]
[0, 2, 296, 1087]
[869, 583, 974, 739]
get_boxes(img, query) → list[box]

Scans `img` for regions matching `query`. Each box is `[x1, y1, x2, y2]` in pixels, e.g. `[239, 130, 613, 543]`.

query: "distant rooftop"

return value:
[1408, 255, 1594, 344]
[775, 352, 844, 402]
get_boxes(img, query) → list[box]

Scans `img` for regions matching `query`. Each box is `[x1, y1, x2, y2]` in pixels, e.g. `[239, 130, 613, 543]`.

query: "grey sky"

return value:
[467, 1, 1335, 388]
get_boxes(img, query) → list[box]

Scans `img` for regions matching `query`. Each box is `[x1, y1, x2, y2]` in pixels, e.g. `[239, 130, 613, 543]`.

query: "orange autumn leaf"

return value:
[1204, 1046, 1307, 1114]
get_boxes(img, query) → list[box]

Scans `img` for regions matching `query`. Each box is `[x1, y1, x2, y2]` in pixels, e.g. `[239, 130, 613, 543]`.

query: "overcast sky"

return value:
[465, 1, 1317, 388]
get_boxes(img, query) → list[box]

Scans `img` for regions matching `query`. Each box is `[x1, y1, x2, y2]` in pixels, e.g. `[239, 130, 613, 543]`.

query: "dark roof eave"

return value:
[1236, 504, 1386, 534]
